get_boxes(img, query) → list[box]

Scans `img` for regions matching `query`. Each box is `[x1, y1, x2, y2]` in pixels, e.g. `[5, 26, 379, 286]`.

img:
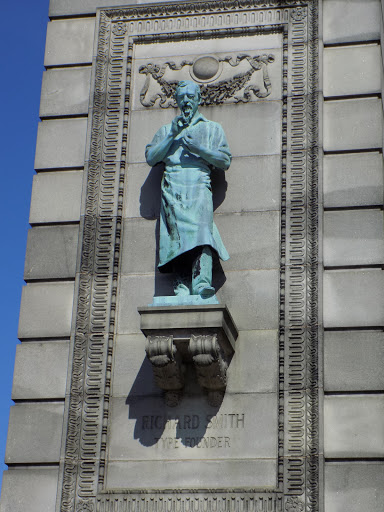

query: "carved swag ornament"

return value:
[139, 53, 275, 107]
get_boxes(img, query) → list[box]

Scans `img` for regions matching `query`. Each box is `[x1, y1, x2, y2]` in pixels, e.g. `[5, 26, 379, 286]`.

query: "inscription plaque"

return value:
[107, 393, 277, 489]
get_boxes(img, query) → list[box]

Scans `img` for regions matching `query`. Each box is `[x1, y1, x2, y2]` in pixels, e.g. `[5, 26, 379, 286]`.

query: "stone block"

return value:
[125, 162, 162, 219]
[324, 210, 384, 267]
[324, 270, 384, 328]
[134, 32, 282, 61]
[324, 44, 381, 97]
[120, 218, 157, 274]
[145, 269, 279, 332]
[109, 393, 276, 461]
[112, 334, 162, 398]
[35, 118, 88, 170]
[49, 0, 193, 16]
[106, 458, 276, 490]
[323, 0, 381, 44]
[325, 462, 384, 512]
[118, 269, 279, 334]
[40, 67, 91, 117]
[24, 225, 79, 280]
[121, 211, 279, 276]
[124, 155, 281, 219]
[106, 392, 277, 488]
[216, 155, 281, 214]
[206, 102, 282, 158]
[215, 212, 280, 271]
[117, 274, 156, 334]
[217, 269, 279, 331]
[324, 331, 384, 392]
[29, 171, 83, 224]
[128, 101, 281, 164]
[128, 109, 175, 164]
[324, 98, 383, 152]
[324, 395, 384, 458]
[5, 403, 64, 463]
[12, 342, 70, 400]
[112, 329, 277, 398]
[226, 330, 278, 394]
[324, 152, 384, 208]
[18, 282, 74, 339]
[1, 468, 59, 512]
[44, 18, 95, 66]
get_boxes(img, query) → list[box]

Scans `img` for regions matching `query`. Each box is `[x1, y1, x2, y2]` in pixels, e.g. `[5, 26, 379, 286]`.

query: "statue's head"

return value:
[175, 80, 201, 124]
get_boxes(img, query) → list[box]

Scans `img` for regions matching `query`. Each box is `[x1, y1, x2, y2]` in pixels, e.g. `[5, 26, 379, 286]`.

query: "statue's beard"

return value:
[180, 103, 195, 125]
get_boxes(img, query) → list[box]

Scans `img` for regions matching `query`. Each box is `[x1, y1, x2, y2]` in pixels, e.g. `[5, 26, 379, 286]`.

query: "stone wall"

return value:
[322, 1, 384, 511]
[1, 1, 383, 511]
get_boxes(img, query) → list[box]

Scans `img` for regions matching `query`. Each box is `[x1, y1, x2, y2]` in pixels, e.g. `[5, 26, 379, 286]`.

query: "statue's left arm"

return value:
[183, 123, 232, 171]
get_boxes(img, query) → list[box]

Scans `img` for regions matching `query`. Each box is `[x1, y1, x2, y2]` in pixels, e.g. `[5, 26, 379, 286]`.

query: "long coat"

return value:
[145, 112, 231, 271]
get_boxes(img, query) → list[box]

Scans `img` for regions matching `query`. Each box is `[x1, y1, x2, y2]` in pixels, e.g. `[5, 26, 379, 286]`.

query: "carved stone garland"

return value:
[58, 2, 320, 512]
[139, 53, 276, 107]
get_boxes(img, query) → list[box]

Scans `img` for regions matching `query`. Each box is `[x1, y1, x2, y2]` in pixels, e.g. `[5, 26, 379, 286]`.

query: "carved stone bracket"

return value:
[145, 335, 185, 405]
[139, 305, 238, 405]
[189, 334, 229, 405]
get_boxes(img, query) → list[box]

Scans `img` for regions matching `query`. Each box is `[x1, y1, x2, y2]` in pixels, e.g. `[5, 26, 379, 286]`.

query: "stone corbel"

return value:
[145, 335, 185, 406]
[189, 334, 228, 406]
[139, 305, 238, 406]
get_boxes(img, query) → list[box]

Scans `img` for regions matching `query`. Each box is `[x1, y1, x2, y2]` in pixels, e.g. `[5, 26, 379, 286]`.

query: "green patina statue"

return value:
[145, 80, 231, 300]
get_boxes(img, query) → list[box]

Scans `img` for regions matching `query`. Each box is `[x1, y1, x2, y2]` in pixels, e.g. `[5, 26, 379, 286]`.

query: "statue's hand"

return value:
[183, 133, 203, 156]
[170, 116, 183, 138]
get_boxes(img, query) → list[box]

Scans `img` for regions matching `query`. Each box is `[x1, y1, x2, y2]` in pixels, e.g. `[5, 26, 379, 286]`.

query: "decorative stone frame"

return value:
[57, 1, 321, 511]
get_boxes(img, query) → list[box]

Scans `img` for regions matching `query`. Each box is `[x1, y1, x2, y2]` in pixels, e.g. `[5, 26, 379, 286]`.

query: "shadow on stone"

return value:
[211, 168, 228, 211]
[152, 250, 227, 298]
[139, 163, 163, 220]
[126, 360, 223, 447]
[212, 256, 226, 293]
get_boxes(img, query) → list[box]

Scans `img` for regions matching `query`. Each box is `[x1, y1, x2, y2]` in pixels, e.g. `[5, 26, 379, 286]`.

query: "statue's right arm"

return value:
[145, 120, 179, 167]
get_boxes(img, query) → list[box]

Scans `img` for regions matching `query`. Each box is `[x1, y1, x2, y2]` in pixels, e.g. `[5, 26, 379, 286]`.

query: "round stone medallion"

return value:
[190, 56, 221, 82]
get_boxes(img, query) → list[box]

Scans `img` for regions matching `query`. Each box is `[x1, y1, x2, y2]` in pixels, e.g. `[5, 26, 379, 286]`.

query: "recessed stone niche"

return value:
[54, 3, 321, 511]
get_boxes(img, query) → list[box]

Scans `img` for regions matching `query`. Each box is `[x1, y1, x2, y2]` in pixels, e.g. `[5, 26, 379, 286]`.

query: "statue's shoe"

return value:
[174, 283, 190, 296]
[196, 285, 216, 299]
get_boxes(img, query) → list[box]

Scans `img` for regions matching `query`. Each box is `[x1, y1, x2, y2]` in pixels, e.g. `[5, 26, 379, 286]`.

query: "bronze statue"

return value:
[146, 81, 231, 299]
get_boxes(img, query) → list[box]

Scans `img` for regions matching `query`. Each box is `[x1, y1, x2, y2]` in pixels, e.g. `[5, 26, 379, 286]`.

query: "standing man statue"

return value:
[145, 80, 231, 300]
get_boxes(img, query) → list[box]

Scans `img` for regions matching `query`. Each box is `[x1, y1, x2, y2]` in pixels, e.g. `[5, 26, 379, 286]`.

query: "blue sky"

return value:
[0, 0, 50, 490]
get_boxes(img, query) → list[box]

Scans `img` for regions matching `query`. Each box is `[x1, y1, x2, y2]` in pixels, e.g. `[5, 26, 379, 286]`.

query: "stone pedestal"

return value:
[139, 305, 238, 406]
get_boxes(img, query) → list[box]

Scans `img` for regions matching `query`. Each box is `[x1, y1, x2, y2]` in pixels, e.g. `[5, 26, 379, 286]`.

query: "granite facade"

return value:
[1, 0, 384, 511]
[322, 2, 384, 511]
